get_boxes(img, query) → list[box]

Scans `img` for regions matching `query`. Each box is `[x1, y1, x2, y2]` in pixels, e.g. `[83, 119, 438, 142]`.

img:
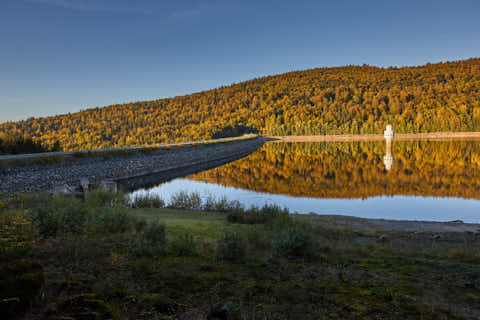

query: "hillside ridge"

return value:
[1, 58, 480, 151]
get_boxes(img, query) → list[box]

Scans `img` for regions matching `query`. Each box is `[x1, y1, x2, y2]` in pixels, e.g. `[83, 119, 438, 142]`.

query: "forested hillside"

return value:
[1, 58, 479, 151]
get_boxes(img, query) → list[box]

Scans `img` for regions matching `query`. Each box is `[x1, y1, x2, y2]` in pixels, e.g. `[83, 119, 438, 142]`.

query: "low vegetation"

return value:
[1, 190, 479, 319]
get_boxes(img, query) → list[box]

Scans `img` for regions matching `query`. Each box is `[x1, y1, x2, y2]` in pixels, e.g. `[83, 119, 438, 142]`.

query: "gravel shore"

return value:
[0, 138, 264, 194]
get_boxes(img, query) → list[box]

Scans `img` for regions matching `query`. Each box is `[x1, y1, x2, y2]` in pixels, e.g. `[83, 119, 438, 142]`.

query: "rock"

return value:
[53, 184, 76, 195]
[448, 220, 464, 224]
[79, 178, 90, 191]
[377, 234, 388, 242]
[207, 300, 240, 320]
[100, 180, 117, 193]
[208, 302, 230, 320]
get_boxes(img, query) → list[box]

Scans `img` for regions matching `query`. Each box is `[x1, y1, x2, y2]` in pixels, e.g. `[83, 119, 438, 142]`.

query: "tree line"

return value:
[0, 133, 60, 155]
[0, 58, 479, 151]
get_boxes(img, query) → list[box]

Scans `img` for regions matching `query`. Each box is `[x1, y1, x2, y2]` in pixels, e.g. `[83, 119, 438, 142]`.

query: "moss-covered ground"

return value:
[1, 193, 479, 319]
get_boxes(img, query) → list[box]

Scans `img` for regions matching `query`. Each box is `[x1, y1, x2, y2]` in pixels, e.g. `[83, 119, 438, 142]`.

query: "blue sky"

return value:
[1, 0, 479, 123]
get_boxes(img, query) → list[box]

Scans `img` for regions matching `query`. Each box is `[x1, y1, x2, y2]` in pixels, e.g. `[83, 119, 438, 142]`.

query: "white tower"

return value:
[384, 124, 395, 139]
[383, 125, 394, 171]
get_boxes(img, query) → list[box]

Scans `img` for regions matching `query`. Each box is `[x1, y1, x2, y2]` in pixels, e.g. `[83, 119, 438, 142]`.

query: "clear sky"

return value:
[1, 0, 479, 123]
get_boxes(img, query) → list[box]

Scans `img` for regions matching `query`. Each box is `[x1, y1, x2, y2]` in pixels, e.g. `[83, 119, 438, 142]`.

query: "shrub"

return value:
[58, 200, 90, 234]
[29, 205, 60, 238]
[226, 210, 246, 224]
[30, 198, 133, 237]
[216, 232, 247, 263]
[169, 191, 202, 210]
[131, 216, 147, 233]
[84, 189, 125, 208]
[168, 234, 197, 256]
[203, 195, 217, 211]
[129, 192, 165, 208]
[96, 207, 131, 233]
[0, 211, 35, 261]
[30, 200, 90, 237]
[227, 204, 290, 225]
[135, 220, 166, 256]
[272, 226, 314, 259]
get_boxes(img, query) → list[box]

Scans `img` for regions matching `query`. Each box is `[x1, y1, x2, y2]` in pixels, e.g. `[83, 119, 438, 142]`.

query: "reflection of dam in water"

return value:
[383, 125, 394, 171]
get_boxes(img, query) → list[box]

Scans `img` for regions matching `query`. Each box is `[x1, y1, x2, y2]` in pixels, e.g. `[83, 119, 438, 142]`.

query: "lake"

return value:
[130, 140, 480, 223]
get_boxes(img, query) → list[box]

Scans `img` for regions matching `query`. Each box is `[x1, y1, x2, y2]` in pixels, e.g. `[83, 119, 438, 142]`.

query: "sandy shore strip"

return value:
[268, 131, 480, 142]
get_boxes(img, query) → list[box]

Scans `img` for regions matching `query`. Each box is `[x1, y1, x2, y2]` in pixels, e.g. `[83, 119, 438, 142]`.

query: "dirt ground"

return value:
[310, 214, 480, 233]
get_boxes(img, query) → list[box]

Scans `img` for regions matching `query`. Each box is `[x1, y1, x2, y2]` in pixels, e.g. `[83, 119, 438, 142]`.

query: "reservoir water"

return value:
[130, 140, 480, 223]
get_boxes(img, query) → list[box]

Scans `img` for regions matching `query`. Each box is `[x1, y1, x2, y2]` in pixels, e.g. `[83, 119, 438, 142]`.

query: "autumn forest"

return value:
[1, 58, 480, 152]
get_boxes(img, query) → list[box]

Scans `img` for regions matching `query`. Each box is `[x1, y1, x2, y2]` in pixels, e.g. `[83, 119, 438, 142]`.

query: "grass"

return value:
[1, 191, 479, 319]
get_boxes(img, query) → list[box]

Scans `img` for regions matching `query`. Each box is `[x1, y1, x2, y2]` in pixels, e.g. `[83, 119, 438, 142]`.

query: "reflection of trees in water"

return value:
[190, 141, 480, 199]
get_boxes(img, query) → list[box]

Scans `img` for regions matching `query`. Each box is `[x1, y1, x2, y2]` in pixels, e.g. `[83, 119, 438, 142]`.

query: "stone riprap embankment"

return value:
[0, 137, 264, 194]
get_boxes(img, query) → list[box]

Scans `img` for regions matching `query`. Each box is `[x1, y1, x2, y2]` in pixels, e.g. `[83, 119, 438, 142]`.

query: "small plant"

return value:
[203, 195, 217, 211]
[30, 197, 133, 237]
[29, 205, 60, 238]
[129, 192, 165, 208]
[216, 231, 247, 263]
[58, 200, 90, 234]
[168, 191, 202, 210]
[84, 189, 125, 208]
[131, 216, 148, 233]
[168, 234, 197, 256]
[134, 220, 166, 256]
[272, 226, 314, 259]
[227, 204, 290, 225]
[0, 211, 35, 261]
[96, 206, 131, 233]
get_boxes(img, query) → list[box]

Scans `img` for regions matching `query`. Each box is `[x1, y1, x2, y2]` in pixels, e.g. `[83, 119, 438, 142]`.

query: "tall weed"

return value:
[216, 231, 247, 263]
[134, 220, 167, 256]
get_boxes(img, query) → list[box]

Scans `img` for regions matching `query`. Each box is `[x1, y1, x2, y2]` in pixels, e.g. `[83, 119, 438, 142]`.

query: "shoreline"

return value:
[308, 214, 480, 235]
[267, 131, 480, 142]
[0, 137, 264, 194]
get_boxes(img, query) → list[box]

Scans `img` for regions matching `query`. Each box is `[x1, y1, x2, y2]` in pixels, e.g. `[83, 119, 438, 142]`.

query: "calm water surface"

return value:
[130, 140, 480, 223]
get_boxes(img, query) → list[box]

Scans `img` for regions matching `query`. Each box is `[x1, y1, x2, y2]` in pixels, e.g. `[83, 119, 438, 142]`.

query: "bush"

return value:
[30, 198, 133, 238]
[29, 205, 60, 238]
[168, 191, 202, 210]
[58, 200, 90, 234]
[129, 192, 165, 208]
[135, 220, 166, 256]
[203, 195, 218, 211]
[131, 216, 147, 233]
[168, 234, 197, 256]
[216, 232, 247, 263]
[84, 189, 125, 208]
[0, 211, 35, 262]
[272, 226, 314, 259]
[227, 204, 290, 225]
[30, 200, 90, 237]
[96, 207, 131, 233]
